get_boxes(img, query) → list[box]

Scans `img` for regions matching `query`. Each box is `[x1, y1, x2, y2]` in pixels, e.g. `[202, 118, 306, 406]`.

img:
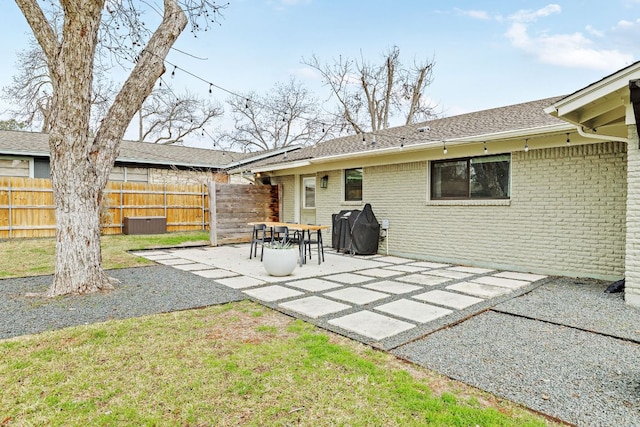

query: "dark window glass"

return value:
[33, 159, 51, 179]
[431, 154, 510, 200]
[344, 168, 363, 201]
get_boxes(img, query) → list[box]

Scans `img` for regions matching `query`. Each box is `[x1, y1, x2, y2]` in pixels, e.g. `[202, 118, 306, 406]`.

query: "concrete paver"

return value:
[286, 278, 343, 292]
[279, 296, 351, 318]
[413, 289, 485, 309]
[447, 281, 513, 298]
[328, 310, 415, 340]
[362, 280, 422, 294]
[191, 269, 239, 279]
[136, 245, 548, 347]
[243, 285, 303, 302]
[473, 275, 531, 289]
[397, 273, 451, 286]
[324, 287, 390, 304]
[375, 299, 453, 323]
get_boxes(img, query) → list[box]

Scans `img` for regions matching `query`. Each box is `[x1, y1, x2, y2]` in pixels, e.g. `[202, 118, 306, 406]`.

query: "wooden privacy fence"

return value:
[0, 177, 209, 239]
[209, 182, 280, 245]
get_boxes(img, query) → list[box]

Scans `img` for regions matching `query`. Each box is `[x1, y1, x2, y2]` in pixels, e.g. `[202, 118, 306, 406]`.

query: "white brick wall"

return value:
[285, 141, 627, 279]
[625, 125, 640, 307]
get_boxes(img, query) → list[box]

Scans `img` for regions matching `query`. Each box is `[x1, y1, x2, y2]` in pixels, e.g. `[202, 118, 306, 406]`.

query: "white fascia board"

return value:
[0, 148, 48, 157]
[115, 156, 225, 169]
[445, 123, 573, 143]
[251, 160, 312, 173]
[545, 63, 640, 117]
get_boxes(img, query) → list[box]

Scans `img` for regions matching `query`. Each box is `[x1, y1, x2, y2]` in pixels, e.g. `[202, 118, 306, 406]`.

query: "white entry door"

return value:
[300, 176, 316, 225]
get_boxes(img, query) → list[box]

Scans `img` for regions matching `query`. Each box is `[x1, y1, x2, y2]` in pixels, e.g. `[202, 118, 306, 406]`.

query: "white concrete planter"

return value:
[262, 247, 298, 276]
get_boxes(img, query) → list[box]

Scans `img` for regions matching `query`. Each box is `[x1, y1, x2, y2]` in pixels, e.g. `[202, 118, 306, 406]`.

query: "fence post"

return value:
[8, 180, 12, 239]
[119, 182, 124, 234]
[208, 181, 217, 246]
[201, 183, 206, 231]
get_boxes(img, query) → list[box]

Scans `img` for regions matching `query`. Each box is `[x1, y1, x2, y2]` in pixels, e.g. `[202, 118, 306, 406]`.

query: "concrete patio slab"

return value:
[383, 265, 428, 273]
[473, 276, 531, 289]
[243, 285, 304, 302]
[191, 269, 239, 279]
[154, 258, 195, 266]
[323, 272, 372, 284]
[397, 274, 451, 286]
[162, 245, 390, 283]
[217, 276, 266, 289]
[279, 296, 351, 318]
[374, 255, 413, 264]
[447, 266, 495, 274]
[447, 281, 513, 298]
[172, 263, 215, 271]
[286, 278, 343, 292]
[357, 268, 403, 278]
[375, 299, 453, 323]
[407, 261, 451, 269]
[329, 310, 415, 340]
[493, 271, 547, 282]
[324, 287, 390, 304]
[139, 254, 179, 260]
[413, 289, 485, 309]
[423, 269, 474, 280]
[363, 280, 422, 294]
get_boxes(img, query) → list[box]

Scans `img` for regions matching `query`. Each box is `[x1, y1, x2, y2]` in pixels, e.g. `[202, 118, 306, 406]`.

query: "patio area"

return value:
[134, 244, 549, 350]
[134, 243, 640, 425]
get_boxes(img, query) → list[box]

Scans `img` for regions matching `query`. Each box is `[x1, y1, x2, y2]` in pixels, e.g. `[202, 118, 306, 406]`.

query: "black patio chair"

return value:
[302, 227, 325, 265]
[249, 223, 272, 261]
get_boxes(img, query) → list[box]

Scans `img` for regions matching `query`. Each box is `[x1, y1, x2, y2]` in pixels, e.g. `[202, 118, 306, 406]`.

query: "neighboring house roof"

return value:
[0, 130, 298, 170]
[250, 96, 569, 171]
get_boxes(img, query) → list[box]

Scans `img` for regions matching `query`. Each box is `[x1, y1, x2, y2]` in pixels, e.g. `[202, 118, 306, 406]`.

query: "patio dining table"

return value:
[248, 221, 329, 266]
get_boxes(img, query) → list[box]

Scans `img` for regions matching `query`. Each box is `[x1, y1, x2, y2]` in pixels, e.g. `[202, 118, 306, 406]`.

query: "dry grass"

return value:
[0, 301, 559, 427]
[0, 231, 209, 278]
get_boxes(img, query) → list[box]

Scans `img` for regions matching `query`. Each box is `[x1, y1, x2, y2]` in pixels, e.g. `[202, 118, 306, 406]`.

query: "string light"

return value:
[400, 137, 405, 150]
[524, 138, 529, 152]
[443, 142, 447, 155]
[566, 133, 571, 146]
[483, 141, 488, 154]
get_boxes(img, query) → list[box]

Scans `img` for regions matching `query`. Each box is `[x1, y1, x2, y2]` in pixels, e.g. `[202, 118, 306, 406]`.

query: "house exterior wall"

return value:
[272, 175, 296, 222]
[278, 141, 626, 280]
[0, 157, 30, 177]
[625, 125, 640, 307]
[142, 168, 228, 185]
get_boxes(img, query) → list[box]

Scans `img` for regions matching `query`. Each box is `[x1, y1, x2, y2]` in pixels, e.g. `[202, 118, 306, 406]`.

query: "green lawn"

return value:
[0, 231, 210, 278]
[0, 301, 556, 426]
[0, 232, 559, 426]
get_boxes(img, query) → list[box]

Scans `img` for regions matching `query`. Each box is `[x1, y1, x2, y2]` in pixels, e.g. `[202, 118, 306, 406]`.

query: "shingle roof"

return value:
[0, 130, 253, 169]
[252, 96, 567, 168]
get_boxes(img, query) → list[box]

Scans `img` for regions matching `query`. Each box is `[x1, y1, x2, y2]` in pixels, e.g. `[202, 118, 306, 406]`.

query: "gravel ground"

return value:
[0, 265, 244, 340]
[393, 278, 640, 427]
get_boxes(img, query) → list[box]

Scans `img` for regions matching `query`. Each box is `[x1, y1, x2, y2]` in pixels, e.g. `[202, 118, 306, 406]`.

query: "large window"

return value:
[302, 177, 316, 209]
[431, 154, 510, 200]
[344, 168, 363, 201]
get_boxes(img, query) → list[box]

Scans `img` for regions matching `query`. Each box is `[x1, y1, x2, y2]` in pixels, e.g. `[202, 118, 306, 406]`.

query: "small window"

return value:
[431, 154, 510, 200]
[344, 168, 363, 201]
[302, 177, 316, 209]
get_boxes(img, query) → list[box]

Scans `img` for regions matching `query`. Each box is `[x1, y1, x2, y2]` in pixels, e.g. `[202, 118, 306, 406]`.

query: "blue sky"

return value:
[1, 1, 639, 146]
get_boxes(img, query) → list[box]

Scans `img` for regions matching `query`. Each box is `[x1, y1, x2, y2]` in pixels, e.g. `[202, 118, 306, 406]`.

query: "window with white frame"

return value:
[302, 177, 316, 208]
[431, 154, 510, 200]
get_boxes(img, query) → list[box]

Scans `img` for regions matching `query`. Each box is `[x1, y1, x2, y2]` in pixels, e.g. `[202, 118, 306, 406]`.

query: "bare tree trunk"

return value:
[17, 0, 188, 296]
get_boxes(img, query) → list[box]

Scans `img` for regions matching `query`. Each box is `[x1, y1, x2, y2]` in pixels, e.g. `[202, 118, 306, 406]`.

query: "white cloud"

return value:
[455, 9, 491, 20]
[504, 4, 634, 71]
[289, 67, 320, 81]
[585, 25, 604, 37]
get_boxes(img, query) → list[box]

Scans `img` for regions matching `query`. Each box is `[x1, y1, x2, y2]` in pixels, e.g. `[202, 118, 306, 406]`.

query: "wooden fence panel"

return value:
[213, 183, 279, 244]
[0, 178, 210, 238]
[0, 178, 280, 242]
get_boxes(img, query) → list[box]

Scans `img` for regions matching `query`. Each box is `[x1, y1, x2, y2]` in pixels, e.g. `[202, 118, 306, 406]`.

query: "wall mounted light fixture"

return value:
[320, 175, 329, 189]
